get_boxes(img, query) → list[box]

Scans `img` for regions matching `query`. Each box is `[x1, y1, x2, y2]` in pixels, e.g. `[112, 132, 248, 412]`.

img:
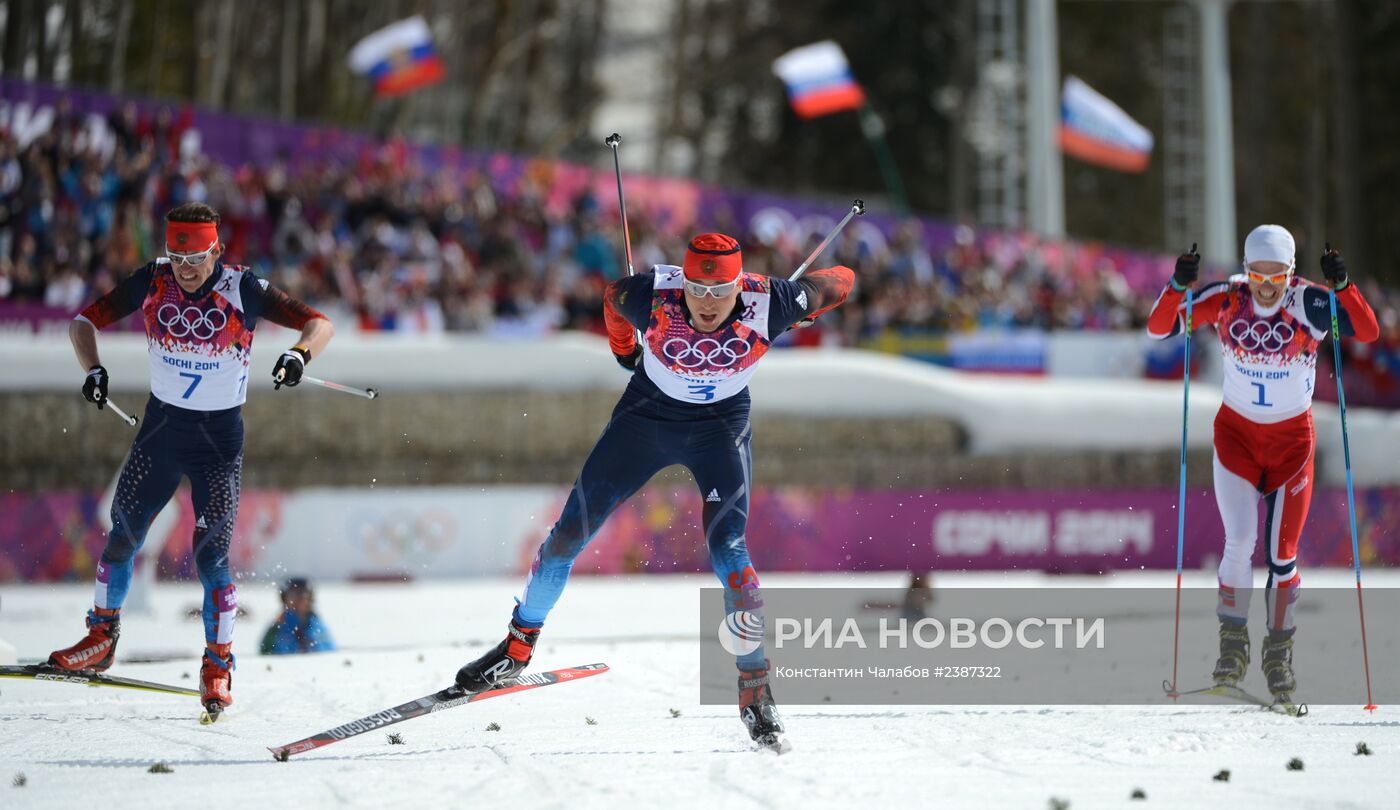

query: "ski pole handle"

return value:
[790, 199, 865, 282]
[105, 398, 138, 427]
[301, 375, 379, 400]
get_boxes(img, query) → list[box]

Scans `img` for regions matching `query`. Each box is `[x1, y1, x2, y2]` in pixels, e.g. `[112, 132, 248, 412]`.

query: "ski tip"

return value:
[268, 747, 292, 762]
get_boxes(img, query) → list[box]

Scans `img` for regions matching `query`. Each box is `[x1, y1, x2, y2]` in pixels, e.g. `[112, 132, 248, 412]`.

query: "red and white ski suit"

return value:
[1147, 276, 1378, 630]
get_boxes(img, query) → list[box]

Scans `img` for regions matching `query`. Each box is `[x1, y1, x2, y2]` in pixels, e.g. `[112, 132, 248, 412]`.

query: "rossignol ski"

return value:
[269, 663, 609, 759]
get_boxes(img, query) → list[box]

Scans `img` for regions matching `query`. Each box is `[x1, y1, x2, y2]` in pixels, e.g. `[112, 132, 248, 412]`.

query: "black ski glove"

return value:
[273, 346, 310, 389]
[82, 365, 108, 409]
[1321, 243, 1348, 290]
[1171, 243, 1200, 290]
[614, 345, 642, 371]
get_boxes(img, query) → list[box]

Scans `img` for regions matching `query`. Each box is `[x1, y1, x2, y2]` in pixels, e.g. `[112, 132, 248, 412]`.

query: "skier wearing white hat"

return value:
[1146, 225, 1379, 705]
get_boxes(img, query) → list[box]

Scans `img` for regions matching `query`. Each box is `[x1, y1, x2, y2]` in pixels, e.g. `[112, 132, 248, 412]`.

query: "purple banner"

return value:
[0, 302, 79, 335]
[0, 301, 142, 334]
[3, 486, 1398, 583]
[0, 490, 281, 583]
[0, 302, 142, 334]
[572, 486, 1400, 574]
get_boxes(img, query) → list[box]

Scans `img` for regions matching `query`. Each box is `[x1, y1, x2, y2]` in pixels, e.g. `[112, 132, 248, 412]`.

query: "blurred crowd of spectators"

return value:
[3, 101, 1399, 405]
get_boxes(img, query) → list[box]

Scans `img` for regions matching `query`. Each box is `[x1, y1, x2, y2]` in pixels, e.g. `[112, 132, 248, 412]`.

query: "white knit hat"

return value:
[1243, 224, 1296, 268]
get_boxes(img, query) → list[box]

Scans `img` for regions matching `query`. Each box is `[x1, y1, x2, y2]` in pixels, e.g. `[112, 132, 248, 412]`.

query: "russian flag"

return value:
[347, 16, 446, 98]
[772, 41, 866, 119]
[1058, 76, 1154, 173]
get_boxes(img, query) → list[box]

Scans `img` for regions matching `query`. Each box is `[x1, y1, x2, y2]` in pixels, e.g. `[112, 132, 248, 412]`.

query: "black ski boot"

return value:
[1261, 632, 1297, 699]
[738, 660, 786, 751]
[455, 620, 540, 692]
[1211, 622, 1250, 686]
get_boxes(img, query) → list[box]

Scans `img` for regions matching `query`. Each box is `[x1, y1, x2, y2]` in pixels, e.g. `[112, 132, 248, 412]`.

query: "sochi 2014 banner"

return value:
[4, 485, 1397, 582]
[1059, 75, 1153, 173]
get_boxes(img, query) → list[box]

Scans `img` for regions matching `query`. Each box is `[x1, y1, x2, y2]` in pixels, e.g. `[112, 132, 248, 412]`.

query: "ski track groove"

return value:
[706, 756, 770, 810]
[318, 776, 350, 805]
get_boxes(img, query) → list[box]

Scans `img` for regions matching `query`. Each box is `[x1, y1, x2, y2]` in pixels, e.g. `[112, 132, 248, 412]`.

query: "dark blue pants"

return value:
[95, 396, 243, 645]
[516, 391, 766, 668]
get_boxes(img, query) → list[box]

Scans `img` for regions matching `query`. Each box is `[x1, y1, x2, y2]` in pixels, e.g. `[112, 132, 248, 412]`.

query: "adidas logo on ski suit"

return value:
[706, 489, 721, 503]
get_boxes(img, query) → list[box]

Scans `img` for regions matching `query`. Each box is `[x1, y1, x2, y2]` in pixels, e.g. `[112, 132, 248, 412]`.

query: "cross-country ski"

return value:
[268, 664, 609, 759]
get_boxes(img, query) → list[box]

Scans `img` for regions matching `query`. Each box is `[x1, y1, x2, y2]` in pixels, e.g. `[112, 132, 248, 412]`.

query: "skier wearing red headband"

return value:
[47, 202, 335, 721]
[455, 233, 853, 748]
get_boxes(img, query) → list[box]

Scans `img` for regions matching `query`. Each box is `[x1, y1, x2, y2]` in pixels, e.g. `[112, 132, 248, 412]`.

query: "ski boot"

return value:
[1211, 622, 1249, 686]
[1261, 632, 1297, 699]
[739, 660, 787, 752]
[199, 643, 235, 724]
[48, 611, 121, 672]
[455, 620, 540, 692]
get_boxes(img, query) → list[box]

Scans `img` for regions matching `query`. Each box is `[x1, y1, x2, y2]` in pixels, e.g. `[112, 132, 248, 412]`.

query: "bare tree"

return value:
[3, 0, 29, 76]
[109, 0, 132, 91]
[206, 0, 236, 106]
[281, 0, 300, 119]
[36, 0, 55, 80]
[304, 0, 325, 73]
[64, 0, 80, 82]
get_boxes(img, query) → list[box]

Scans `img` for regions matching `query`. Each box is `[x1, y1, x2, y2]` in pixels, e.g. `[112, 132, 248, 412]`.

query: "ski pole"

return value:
[789, 199, 865, 282]
[604, 133, 635, 278]
[604, 132, 644, 347]
[1167, 243, 1197, 699]
[103, 398, 139, 427]
[1326, 242, 1377, 712]
[301, 375, 379, 400]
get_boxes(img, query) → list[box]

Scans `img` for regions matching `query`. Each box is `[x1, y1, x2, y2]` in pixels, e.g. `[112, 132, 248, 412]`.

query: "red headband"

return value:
[683, 233, 742, 283]
[166, 221, 219, 253]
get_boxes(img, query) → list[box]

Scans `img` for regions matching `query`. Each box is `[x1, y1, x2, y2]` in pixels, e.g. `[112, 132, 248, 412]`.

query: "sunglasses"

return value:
[166, 245, 217, 267]
[683, 278, 740, 298]
[1245, 268, 1292, 285]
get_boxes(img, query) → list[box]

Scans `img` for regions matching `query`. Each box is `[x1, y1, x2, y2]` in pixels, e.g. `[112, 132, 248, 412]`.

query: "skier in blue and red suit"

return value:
[47, 201, 335, 717]
[455, 233, 854, 745]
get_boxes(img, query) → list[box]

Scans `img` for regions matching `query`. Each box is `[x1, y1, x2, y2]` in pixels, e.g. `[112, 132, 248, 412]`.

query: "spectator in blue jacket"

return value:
[259, 578, 337, 655]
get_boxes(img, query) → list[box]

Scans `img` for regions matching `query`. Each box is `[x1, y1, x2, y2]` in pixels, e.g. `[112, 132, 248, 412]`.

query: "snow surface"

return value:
[1, 572, 1396, 809]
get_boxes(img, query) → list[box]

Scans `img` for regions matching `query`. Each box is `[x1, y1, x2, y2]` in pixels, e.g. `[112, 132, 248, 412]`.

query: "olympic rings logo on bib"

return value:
[158, 303, 228, 341]
[662, 337, 752, 368]
[1228, 319, 1295, 353]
